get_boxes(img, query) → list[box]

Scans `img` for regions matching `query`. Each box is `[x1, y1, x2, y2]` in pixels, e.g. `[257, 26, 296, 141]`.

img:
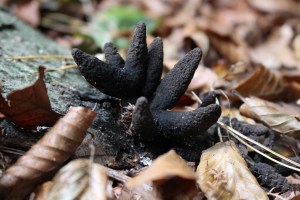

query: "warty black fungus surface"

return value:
[72, 22, 221, 156]
[250, 162, 291, 193]
[221, 117, 275, 159]
[274, 157, 300, 176]
[72, 22, 162, 101]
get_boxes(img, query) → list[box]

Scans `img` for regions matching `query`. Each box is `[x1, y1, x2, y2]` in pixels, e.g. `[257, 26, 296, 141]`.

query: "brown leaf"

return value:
[164, 0, 202, 27]
[138, 0, 173, 18]
[0, 66, 61, 130]
[0, 107, 96, 200]
[221, 62, 251, 81]
[197, 141, 268, 200]
[32, 181, 53, 200]
[171, 94, 197, 112]
[281, 68, 300, 83]
[208, 32, 250, 64]
[187, 65, 222, 92]
[212, 62, 231, 78]
[221, 107, 255, 124]
[196, 1, 257, 38]
[247, 0, 300, 16]
[240, 96, 300, 137]
[293, 34, 300, 60]
[182, 31, 210, 54]
[273, 190, 300, 200]
[249, 25, 299, 69]
[46, 159, 107, 200]
[14, 0, 40, 26]
[226, 64, 287, 101]
[126, 150, 197, 200]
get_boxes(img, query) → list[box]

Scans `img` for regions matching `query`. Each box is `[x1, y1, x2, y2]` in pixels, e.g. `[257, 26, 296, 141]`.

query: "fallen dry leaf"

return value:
[281, 68, 300, 83]
[164, 0, 202, 27]
[0, 107, 96, 200]
[14, 0, 40, 26]
[247, 0, 300, 16]
[197, 141, 268, 200]
[212, 62, 231, 79]
[207, 32, 250, 64]
[274, 190, 300, 200]
[196, 1, 257, 38]
[240, 96, 300, 137]
[126, 150, 197, 200]
[293, 34, 300, 60]
[221, 107, 255, 124]
[138, 0, 173, 18]
[32, 181, 53, 200]
[182, 30, 210, 55]
[249, 24, 299, 69]
[188, 65, 222, 92]
[0, 66, 61, 130]
[46, 159, 107, 200]
[225, 64, 287, 101]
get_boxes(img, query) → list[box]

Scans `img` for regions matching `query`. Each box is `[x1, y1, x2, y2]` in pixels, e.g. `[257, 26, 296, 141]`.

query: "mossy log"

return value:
[0, 8, 125, 165]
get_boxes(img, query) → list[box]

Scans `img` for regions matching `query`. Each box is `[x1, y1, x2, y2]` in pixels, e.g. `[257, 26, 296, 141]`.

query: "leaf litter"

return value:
[0, 106, 96, 199]
[196, 141, 268, 200]
[45, 159, 107, 200]
[0, 66, 61, 130]
[2, 0, 300, 199]
[240, 97, 300, 137]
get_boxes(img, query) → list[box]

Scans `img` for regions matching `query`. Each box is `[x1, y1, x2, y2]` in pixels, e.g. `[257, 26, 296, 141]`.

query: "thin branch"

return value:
[8, 55, 73, 60]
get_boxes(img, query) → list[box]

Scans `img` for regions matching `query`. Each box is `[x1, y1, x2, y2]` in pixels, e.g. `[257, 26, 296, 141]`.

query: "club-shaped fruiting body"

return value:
[72, 22, 221, 141]
[250, 162, 291, 192]
[72, 23, 163, 100]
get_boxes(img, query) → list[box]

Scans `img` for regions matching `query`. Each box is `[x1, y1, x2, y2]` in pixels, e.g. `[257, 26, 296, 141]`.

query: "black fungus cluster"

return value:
[71, 23, 299, 188]
[72, 22, 221, 146]
[250, 162, 291, 192]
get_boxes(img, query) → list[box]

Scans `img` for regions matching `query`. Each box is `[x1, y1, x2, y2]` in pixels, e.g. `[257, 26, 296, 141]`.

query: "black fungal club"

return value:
[72, 22, 221, 143]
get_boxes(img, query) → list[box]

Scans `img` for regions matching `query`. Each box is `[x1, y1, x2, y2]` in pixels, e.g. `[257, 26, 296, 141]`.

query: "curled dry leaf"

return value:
[249, 25, 299, 69]
[197, 141, 268, 200]
[0, 66, 61, 130]
[207, 32, 249, 64]
[240, 96, 300, 137]
[221, 107, 255, 124]
[0, 107, 96, 200]
[272, 190, 300, 200]
[32, 181, 53, 200]
[46, 159, 107, 200]
[187, 65, 221, 92]
[226, 64, 286, 101]
[126, 150, 197, 200]
[165, 0, 201, 27]
[247, 0, 300, 16]
[293, 34, 300, 60]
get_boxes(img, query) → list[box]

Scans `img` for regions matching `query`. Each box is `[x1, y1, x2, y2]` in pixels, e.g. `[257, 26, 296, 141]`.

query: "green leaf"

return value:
[81, 5, 160, 50]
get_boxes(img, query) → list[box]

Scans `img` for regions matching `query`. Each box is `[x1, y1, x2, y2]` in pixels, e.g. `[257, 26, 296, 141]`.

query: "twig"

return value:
[218, 121, 300, 172]
[0, 146, 25, 156]
[45, 64, 77, 72]
[267, 192, 287, 200]
[8, 55, 73, 60]
[104, 167, 132, 183]
[191, 91, 202, 104]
